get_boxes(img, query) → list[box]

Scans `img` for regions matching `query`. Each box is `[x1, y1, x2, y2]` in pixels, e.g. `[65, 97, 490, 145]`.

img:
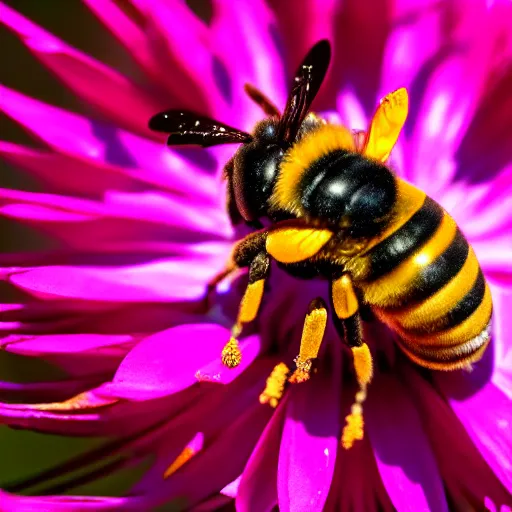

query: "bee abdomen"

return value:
[356, 194, 492, 370]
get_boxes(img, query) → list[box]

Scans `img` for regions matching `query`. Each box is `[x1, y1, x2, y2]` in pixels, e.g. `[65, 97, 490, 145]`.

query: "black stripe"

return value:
[342, 314, 362, 348]
[406, 229, 469, 304]
[443, 269, 486, 329]
[366, 197, 443, 280]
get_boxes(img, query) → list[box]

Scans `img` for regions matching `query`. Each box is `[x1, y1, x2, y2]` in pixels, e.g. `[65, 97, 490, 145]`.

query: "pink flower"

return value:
[0, 1, 511, 510]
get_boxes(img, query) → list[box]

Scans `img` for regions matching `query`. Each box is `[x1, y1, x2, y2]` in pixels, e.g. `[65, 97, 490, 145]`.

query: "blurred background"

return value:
[0, 0, 213, 497]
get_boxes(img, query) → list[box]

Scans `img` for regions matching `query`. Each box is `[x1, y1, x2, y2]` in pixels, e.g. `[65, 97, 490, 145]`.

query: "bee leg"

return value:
[331, 274, 374, 449]
[259, 297, 328, 409]
[288, 298, 328, 384]
[221, 232, 270, 368]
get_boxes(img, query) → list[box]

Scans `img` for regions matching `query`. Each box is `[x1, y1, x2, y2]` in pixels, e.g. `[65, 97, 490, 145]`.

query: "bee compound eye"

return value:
[233, 143, 284, 221]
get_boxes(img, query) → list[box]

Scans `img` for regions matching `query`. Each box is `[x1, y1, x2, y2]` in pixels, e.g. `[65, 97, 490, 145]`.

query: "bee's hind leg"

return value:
[220, 231, 271, 369]
[330, 273, 374, 449]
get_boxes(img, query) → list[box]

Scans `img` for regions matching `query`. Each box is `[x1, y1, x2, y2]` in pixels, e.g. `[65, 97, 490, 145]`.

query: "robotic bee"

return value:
[149, 40, 492, 448]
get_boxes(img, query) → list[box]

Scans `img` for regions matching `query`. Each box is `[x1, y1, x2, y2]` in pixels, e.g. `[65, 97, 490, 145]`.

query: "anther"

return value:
[341, 342, 374, 449]
[221, 335, 242, 369]
[289, 299, 327, 383]
[259, 362, 290, 408]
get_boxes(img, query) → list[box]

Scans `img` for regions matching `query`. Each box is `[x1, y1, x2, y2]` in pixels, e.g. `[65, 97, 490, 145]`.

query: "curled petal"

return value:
[104, 324, 232, 400]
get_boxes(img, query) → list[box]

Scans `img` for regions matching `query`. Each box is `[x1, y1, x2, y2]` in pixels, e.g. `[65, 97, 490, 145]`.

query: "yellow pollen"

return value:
[289, 304, 327, 383]
[288, 358, 312, 384]
[221, 336, 242, 368]
[342, 404, 365, 449]
[163, 446, 195, 479]
[352, 343, 373, 387]
[342, 343, 374, 449]
[259, 362, 290, 408]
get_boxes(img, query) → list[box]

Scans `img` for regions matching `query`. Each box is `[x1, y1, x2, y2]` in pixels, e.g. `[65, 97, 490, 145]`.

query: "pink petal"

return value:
[83, 0, 162, 80]
[128, 0, 224, 114]
[0, 491, 128, 512]
[236, 399, 287, 512]
[210, 0, 287, 129]
[366, 373, 449, 512]
[278, 344, 341, 512]
[0, 2, 163, 137]
[0, 87, 222, 204]
[435, 374, 512, 495]
[195, 334, 262, 384]
[145, 404, 273, 509]
[405, 366, 511, 507]
[105, 324, 231, 400]
[7, 259, 219, 302]
[269, 0, 340, 109]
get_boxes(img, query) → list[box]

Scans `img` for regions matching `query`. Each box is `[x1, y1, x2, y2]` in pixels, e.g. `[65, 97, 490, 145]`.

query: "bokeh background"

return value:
[0, 0, 211, 497]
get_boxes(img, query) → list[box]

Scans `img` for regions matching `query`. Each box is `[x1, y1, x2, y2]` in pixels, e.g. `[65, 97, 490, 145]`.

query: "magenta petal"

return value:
[0, 491, 130, 512]
[366, 373, 449, 512]
[0, 2, 161, 137]
[8, 259, 219, 302]
[129, 0, 224, 114]
[435, 374, 512, 495]
[195, 334, 262, 384]
[0, 87, 221, 205]
[105, 324, 230, 400]
[210, 0, 287, 129]
[277, 346, 341, 512]
[236, 399, 287, 512]
[83, 0, 161, 79]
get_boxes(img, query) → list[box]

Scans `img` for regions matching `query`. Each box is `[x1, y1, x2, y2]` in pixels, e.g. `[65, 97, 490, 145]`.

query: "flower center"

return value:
[219, 281, 374, 449]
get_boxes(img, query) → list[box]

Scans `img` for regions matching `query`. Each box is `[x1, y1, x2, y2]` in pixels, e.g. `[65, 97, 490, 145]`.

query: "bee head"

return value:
[230, 120, 285, 223]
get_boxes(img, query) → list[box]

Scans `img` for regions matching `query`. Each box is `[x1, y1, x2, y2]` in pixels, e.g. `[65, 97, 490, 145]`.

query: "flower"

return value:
[0, 0, 511, 510]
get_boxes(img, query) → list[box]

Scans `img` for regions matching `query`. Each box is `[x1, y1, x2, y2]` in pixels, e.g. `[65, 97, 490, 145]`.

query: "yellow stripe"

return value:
[398, 284, 492, 346]
[397, 337, 490, 371]
[361, 212, 457, 307]
[270, 124, 355, 215]
[389, 247, 480, 331]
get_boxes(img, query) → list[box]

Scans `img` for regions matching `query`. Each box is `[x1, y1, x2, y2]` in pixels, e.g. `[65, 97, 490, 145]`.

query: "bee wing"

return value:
[278, 39, 331, 144]
[149, 110, 252, 147]
[364, 88, 409, 161]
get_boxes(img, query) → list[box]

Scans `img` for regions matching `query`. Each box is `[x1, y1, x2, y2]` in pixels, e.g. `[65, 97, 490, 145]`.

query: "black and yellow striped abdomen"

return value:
[349, 179, 492, 370]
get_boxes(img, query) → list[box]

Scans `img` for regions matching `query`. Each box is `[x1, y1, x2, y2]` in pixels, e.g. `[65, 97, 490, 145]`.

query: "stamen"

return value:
[341, 343, 374, 449]
[289, 301, 327, 383]
[259, 362, 290, 408]
[221, 331, 242, 369]
[163, 433, 204, 479]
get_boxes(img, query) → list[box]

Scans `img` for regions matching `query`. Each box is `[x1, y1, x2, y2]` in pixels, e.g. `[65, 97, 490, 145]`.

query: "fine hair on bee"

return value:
[149, 39, 492, 449]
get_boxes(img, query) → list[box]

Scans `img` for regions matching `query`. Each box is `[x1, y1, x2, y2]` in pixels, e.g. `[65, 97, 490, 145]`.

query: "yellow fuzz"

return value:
[342, 404, 365, 450]
[332, 274, 359, 319]
[221, 337, 242, 368]
[352, 343, 373, 387]
[163, 446, 196, 479]
[289, 306, 328, 383]
[238, 279, 265, 324]
[271, 124, 355, 214]
[364, 87, 408, 162]
[266, 226, 333, 263]
[259, 362, 290, 408]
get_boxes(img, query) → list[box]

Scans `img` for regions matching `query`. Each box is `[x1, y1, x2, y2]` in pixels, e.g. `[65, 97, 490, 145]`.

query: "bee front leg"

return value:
[221, 231, 270, 368]
[331, 273, 374, 449]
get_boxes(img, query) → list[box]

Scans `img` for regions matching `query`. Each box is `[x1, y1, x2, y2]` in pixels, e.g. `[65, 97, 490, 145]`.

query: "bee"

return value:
[149, 40, 492, 448]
